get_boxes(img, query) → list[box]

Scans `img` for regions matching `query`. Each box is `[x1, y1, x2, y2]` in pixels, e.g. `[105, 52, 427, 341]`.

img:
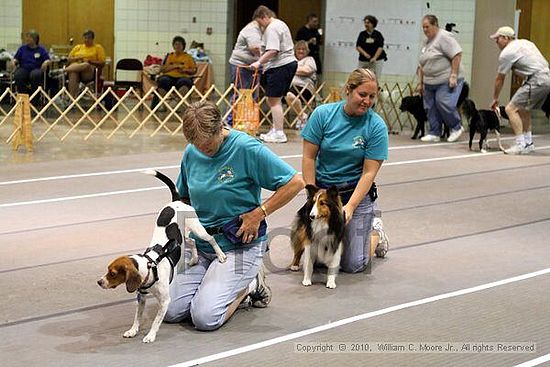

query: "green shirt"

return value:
[177, 129, 296, 252]
[301, 101, 388, 186]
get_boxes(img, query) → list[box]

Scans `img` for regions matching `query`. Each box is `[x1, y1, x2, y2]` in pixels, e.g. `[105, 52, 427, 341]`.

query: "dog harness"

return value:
[138, 240, 181, 294]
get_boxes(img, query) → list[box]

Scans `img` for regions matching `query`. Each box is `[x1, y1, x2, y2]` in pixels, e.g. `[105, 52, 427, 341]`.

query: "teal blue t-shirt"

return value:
[176, 129, 296, 253]
[301, 101, 388, 186]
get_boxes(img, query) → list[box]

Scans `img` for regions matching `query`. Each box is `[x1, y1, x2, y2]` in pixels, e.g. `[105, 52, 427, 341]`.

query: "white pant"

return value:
[164, 241, 266, 330]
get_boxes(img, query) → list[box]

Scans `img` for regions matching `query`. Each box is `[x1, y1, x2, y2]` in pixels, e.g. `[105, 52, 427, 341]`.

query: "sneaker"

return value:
[504, 143, 528, 155]
[259, 128, 276, 141]
[420, 134, 441, 142]
[238, 295, 252, 310]
[249, 264, 271, 308]
[524, 142, 535, 153]
[261, 130, 288, 143]
[372, 217, 389, 258]
[447, 126, 464, 142]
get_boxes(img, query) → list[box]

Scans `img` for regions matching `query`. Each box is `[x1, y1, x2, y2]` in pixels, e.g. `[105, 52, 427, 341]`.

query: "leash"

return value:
[492, 106, 505, 152]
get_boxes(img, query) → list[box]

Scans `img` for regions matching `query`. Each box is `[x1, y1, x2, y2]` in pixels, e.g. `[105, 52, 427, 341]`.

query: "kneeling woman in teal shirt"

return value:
[165, 101, 304, 330]
[301, 68, 389, 273]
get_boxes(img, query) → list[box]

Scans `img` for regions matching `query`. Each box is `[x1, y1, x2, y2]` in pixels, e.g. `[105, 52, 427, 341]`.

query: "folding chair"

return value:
[113, 58, 143, 97]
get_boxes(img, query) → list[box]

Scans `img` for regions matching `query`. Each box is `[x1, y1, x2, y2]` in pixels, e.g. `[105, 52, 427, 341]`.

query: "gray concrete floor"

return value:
[1, 118, 550, 367]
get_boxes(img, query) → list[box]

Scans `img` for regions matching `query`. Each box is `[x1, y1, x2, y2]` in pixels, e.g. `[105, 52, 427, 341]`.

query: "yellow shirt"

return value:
[68, 44, 106, 63]
[162, 52, 197, 78]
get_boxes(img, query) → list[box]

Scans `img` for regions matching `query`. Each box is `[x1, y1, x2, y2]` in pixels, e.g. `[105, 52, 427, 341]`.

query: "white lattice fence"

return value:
[0, 82, 417, 143]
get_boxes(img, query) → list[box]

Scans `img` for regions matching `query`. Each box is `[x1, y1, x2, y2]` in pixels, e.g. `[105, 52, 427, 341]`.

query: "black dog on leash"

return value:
[461, 98, 508, 152]
[400, 82, 470, 139]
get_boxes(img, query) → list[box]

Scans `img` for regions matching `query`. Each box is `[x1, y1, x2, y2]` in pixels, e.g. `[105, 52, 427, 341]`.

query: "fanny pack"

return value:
[206, 216, 267, 245]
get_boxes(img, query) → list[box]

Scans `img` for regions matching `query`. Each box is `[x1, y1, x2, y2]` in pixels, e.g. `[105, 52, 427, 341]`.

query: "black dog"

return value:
[399, 95, 430, 139]
[461, 98, 507, 152]
[400, 82, 469, 139]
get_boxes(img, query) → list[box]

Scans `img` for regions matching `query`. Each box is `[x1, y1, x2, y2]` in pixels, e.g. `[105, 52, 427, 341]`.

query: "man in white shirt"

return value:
[491, 26, 550, 154]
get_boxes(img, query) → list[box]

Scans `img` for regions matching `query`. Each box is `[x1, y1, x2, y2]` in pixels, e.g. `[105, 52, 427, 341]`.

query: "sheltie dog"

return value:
[290, 185, 346, 289]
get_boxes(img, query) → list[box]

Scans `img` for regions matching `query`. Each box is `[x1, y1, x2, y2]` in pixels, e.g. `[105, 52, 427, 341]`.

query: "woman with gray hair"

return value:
[13, 30, 50, 95]
[164, 100, 304, 330]
[285, 40, 317, 129]
[301, 68, 389, 274]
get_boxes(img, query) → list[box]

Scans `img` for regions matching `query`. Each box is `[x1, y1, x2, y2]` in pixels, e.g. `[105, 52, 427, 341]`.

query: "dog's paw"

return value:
[302, 279, 312, 286]
[289, 265, 300, 271]
[326, 280, 337, 289]
[123, 328, 138, 338]
[188, 256, 198, 267]
[142, 333, 156, 343]
[217, 253, 227, 263]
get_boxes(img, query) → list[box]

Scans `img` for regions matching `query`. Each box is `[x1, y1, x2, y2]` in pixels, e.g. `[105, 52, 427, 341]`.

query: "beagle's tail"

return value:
[143, 169, 181, 202]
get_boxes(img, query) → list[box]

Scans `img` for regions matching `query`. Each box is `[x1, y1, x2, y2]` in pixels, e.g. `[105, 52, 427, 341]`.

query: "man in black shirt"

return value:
[296, 13, 322, 74]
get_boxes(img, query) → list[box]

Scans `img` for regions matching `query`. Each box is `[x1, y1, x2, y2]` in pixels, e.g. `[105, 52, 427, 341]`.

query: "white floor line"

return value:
[385, 145, 550, 166]
[0, 187, 164, 208]
[166, 268, 550, 367]
[389, 134, 522, 150]
[513, 353, 550, 367]
[0, 155, 300, 186]
[4, 136, 541, 186]
[2, 145, 550, 208]
[0, 165, 177, 186]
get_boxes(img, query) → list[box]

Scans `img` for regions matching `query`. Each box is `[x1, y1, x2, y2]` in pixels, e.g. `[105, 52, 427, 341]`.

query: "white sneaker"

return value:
[372, 217, 389, 258]
[504, 143, 528, 155]
[259, 128, 276, 141]
[447, 126, 464, 142]
[261, 130, 287, 143]
[524, 143, 535, 153]
[420, 134, 441, 142]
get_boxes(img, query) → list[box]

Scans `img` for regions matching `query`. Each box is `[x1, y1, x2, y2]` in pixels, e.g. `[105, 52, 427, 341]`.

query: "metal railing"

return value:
[0, 81, 416, 144]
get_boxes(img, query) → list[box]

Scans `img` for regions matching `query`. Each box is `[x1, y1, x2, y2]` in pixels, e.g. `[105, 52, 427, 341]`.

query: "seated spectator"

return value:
[285, 40, 317, 128]
[65, 30, 106, 98]
[152, 36, 197, 109]
[13, 30, 50, 95]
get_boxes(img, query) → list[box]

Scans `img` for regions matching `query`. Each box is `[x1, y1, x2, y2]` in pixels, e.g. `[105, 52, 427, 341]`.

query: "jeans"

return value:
[14, 67, 44, 94]
[423, 79, 464, 135]
[340, 196, 376, 273]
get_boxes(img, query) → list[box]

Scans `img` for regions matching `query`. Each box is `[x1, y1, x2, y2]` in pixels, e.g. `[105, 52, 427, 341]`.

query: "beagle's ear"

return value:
[125, 266, 142, 293]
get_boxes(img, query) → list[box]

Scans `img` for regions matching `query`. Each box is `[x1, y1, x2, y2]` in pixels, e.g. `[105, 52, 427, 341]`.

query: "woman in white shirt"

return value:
[285, 40, 317, 129]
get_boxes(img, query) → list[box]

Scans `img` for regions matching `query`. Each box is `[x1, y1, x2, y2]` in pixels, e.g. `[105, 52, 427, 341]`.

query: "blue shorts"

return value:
[261, 61, 297, 98]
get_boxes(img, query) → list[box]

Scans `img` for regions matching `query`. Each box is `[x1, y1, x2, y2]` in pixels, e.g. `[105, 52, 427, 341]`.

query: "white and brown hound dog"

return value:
[97, 170, 226, 343]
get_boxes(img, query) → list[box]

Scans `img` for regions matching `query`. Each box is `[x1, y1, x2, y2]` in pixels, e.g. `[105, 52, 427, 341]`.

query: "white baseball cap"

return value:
[490, 26, 515, 40]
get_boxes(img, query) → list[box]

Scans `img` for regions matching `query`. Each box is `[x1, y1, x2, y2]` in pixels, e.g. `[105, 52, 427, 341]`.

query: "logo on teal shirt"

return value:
[217, 165, 235, 183]
[352, 136, 367, 150]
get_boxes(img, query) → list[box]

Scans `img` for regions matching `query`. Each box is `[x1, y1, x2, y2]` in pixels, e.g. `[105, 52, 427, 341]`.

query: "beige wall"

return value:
[471, 0, 516, 107]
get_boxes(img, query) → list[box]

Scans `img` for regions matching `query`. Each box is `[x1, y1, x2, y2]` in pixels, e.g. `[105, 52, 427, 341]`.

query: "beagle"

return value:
[97, 170, 226, 343]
